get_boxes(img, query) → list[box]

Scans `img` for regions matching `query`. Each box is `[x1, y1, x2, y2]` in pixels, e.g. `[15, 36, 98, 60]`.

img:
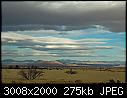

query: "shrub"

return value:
[65, 68, 77, 74]
[11, 81, 16, 83]
[18, 68, 44, 80]
[75, 80, 82, 84]
[108, 79, 115, 83]
[15, 65, 20, 69]
[117, 80, 121, 83]
[8, 65, 13, 69]
[108, 79, 121, 83]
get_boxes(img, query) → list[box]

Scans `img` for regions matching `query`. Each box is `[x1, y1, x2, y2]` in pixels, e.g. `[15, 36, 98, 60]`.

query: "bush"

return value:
[18, 68, 44, 80]
[117, 80, 121, 83]
[108, 79, 121, 83]
[8, 65, 13, 69]
[15, 65, 20, 69]
[75, 80, 82, 84]
[11, 81, 16, 83]
[109, 79, 116, 83]
[65, 68, 77, 74]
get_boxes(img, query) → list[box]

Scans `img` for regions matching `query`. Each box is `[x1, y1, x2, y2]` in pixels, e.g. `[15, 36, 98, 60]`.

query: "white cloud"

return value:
[2, 32, 110, 45]
[2, 48, 58, 57]
[2, 31, 114, 58]
[45, 45, 80, 49]
[31, 50, 58, 56]
[34, 36, 76, 44]
[2, 32, 32, 41]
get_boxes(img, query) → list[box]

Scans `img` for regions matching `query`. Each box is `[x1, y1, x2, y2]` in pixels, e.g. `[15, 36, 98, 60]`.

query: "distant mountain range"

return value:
[2, 59, 64, 66]
[2, 59, 35, 65]
[2, 59, 125, 67]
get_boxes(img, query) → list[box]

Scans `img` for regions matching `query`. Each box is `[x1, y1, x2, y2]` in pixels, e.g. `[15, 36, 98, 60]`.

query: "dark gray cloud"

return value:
[2, 1, 125, 32]
[2, 25, 98, 32]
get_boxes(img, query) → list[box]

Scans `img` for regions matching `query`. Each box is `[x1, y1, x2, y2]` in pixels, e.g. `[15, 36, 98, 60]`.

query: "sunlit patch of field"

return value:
[2, 67, 125, 84]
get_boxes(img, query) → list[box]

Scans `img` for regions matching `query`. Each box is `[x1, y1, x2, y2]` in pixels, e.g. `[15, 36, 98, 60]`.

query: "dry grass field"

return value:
[2, 67, 125, 84]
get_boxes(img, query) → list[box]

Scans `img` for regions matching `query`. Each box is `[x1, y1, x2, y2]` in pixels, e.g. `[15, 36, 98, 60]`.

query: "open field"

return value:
[2, 67, 126, 84]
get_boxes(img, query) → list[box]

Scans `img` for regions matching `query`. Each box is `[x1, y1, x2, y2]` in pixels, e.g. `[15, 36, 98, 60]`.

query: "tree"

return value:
[15, 65, 20, 69]
[18, 66, 44, 80]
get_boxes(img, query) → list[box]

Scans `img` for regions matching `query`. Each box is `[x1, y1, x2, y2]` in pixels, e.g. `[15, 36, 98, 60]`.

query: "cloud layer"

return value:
[2, 32, 111, 48]
[2, 1, 125, 32]
[2, 31, 114, 59]
[2, 1, 126, 61]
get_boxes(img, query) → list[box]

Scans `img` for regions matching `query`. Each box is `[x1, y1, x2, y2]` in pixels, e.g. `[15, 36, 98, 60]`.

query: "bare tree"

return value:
[18, 66, 44, 80]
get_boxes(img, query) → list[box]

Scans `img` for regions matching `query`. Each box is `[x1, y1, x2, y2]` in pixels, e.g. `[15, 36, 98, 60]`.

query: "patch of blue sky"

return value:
[2, 45, 17, 51]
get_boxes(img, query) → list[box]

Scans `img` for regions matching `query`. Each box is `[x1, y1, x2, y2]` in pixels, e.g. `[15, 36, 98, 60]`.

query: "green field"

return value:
[2, 68, 125, 84]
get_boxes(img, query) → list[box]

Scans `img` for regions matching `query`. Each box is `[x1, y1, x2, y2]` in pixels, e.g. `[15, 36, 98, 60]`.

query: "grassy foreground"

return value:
[2, 67, 125, 84]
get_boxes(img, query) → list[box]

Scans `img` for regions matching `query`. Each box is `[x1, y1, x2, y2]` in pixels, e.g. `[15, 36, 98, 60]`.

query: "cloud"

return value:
[2, 32, 110, 46]
[3, 28, 124, 60]
[52, 55, 112, 57]
[2, 32, 32, 41]
[2, 24, 110, 32]
[2, 51, 18, 56]
[18, 45, 113, 51]
[2, 32, 114, 59]
[2, 1, 125, 32]
[2, 31, 112, 58]
[2, 47, 113, 58]
[2, 25, 113, 40]
[2, 49, 59, 57]
[29, 50, 114, 58]
[31, 50, 58, 56]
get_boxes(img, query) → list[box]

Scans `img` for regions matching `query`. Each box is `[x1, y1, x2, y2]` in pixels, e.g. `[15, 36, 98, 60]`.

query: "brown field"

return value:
[2, 67, 126, 84]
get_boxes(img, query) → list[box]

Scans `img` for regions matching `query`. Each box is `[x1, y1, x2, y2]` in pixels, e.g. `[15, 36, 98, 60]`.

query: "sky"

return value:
[1, 1, 126, 61]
